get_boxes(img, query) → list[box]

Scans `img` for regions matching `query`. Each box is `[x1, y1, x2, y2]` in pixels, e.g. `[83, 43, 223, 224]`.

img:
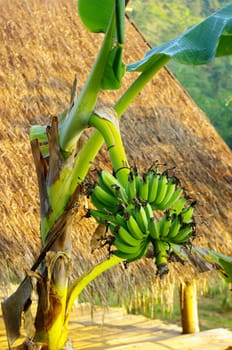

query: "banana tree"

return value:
[2, 1, 232, 349]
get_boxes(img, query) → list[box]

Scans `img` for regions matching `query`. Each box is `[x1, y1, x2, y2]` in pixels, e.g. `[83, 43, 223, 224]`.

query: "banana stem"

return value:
[59, 10, 116, 153]
[64, 255, 123, 334]
[89, 113, 130, 187]
[115, 0, 125, 44]
[69, 56, 170, 189]
[114, 55, 170, 116]
[153, 240, 169, 277]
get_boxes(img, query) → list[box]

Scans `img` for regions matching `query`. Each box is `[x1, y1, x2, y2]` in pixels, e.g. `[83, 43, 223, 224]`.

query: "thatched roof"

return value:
[0, 0, 232, 301]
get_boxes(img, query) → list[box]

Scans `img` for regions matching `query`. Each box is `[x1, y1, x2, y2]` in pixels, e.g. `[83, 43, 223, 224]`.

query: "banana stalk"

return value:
[89, 111, 130, 187]
[66, 255, 122, 316]
[30, 119, 76, 348]
[153, 240, 169, 277]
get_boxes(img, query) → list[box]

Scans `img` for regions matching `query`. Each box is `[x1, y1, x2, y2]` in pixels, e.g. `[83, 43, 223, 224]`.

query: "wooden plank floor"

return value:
[0, 303, 232, 349]
[68, 305, 232, 350]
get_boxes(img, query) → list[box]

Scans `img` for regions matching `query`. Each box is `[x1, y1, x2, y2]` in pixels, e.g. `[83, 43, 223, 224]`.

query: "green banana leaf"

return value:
[172, 244, 232, 283]
[78, 0, 125, 90]
[78, 0, 114, 33]
[127, 3, 232, 72]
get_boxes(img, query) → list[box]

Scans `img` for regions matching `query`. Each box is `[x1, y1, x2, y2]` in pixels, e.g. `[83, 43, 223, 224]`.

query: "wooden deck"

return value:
[0, 304, 232, 349]
[68, 305, 232, 350]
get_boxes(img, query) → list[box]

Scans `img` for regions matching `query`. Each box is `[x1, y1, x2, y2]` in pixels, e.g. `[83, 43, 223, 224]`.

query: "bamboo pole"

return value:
[180, 279, 199, 334]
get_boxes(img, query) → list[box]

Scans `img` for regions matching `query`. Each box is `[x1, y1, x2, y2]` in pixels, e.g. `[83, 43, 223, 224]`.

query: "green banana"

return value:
[97, 171, 113, 194]
[113, 236, 141, 254]
[144, 202, 154, 220]
[115, 213, 128, 228]
[148, 217, 160, 240]
[132, 167, 141, 198]
[133, 205, 148, 233]
[114, 184, 128, 203]
[93, 185, 119, 208]
[126, 170, 137, 200]
[90, 209, 110, 225]
[147, 172, 159, 203]
[112, 249, 138, 261]
[152, 175, 168, 206]
[129, 238, 150, 262]
[91, 191, 117, 213]
[126, 214, 144, 239]
[113, 237, 149, 262]
[166, 215, 181, 240]
[157, 182, 176, 210]
[181, 206, 194, 224]
[90, 208, 129, 231]
[139, 173, 149, 202]
[98, 170, 120, 193]
[159, 214, 172, 239]
[117, 226, 141, 247]
[99, 170, 128, 203]
[112, 223, 148, 261]
[171, 225, 193, 244]
[169, 195, 186, 214]
[112, 246, 140, 261]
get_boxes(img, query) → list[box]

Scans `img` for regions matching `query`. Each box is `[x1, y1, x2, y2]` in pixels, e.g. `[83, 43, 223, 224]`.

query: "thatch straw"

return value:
[0, 0, 231, 305]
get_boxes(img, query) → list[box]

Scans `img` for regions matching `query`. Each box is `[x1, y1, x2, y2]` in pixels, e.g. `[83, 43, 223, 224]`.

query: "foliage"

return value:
[168, 58, 232, 148]
[128, 3, 232, 71]
[129, 0, 232, 148]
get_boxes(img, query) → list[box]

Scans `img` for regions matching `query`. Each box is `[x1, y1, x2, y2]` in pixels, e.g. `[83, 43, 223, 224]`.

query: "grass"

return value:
[125, 279, 232, 331]
[198, 294, 232, 330]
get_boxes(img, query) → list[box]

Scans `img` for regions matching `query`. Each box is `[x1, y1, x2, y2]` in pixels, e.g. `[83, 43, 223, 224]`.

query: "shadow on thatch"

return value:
[0, 0, 231, 305]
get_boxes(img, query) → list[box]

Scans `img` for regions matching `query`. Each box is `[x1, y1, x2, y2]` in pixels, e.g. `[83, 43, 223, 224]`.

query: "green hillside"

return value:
[129, 0, 232, 148]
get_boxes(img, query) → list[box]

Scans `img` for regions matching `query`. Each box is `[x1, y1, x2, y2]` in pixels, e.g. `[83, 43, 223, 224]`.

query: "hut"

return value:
[0, 0, 232, 325]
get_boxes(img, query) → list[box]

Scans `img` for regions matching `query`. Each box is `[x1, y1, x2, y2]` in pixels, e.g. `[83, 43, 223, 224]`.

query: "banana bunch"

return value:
[126, 167, 183, 211]
[89, 168, 196, 273]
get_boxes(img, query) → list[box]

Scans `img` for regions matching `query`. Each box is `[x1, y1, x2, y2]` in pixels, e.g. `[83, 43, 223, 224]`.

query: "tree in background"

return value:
[129, 0, 232, 148]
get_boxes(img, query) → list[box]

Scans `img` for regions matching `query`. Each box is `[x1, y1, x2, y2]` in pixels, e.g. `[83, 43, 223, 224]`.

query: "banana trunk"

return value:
[30, 117, 79, 349]
[179, 280, 199, 334]
[33, 217, 72, 349]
